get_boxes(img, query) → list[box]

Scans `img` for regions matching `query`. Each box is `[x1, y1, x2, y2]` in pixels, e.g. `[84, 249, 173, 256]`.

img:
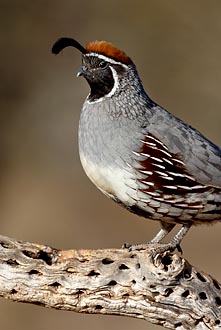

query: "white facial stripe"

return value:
[87, 66, 119, 104]
[85, 52, 128, 69]
[106, 66, 119, 98]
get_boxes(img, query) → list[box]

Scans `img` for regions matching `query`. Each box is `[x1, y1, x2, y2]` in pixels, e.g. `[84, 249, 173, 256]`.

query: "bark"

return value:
[0, 234, 220, 329]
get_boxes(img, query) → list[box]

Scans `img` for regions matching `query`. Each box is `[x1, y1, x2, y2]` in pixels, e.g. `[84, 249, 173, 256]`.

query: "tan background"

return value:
[1, 1, 221, 329]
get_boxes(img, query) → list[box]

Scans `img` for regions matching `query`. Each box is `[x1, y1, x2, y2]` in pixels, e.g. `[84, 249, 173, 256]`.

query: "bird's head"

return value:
[52, 37, 135, 103]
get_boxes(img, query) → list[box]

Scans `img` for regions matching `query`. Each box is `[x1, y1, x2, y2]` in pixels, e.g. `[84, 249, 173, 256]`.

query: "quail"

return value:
[52, 37, 221, 253]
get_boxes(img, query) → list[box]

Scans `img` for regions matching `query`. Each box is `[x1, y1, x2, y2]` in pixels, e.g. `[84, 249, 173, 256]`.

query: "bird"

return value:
[52, 37, 221, 253]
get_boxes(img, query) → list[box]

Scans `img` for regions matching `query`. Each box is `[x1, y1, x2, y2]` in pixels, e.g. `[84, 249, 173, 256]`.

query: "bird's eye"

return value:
[99, 61, 107, 69]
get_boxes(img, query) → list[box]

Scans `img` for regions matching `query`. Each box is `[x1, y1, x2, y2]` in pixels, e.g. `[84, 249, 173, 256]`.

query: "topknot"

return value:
[86, 41, 132, 65]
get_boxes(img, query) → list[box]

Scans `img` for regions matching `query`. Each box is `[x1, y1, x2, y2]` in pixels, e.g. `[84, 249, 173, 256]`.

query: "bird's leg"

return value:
[149, 223, 192, 257]
[124, 223, 192, 255]
[169, 223, 192, 247]
[149, 223, 175, 243]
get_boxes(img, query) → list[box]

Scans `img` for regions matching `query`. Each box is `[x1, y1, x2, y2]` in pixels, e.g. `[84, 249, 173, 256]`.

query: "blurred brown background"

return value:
[1, 1, 221, 329]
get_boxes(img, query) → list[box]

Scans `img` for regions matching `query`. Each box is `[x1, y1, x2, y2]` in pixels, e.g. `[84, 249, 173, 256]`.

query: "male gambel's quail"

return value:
[52, 37, 221, 252]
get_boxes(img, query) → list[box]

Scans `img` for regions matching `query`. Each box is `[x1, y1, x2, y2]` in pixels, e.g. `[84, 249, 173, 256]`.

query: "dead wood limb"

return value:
[0, 234, 220, 329]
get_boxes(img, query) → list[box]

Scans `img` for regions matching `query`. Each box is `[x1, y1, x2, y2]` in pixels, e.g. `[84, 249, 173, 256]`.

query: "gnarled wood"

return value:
[0, 235, 220, 329]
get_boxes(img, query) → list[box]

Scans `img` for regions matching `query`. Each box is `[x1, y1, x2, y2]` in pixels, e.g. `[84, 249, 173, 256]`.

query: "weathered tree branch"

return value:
[0, 235, 220, 329]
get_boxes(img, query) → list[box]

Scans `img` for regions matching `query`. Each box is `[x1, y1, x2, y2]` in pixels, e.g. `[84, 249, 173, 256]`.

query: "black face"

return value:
[80, 55, 115, 102]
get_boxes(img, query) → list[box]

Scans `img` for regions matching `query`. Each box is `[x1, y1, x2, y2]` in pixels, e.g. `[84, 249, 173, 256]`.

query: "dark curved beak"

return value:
[77, 66, 87, 77]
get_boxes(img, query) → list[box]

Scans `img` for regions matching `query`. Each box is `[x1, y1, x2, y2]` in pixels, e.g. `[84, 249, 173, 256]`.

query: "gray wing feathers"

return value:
[146, 106, 221, 187]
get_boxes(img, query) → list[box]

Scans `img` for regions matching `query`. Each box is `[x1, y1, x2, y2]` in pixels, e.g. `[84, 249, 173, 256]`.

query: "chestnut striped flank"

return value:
[134, 134, 211, 208]
[86, 41, 133, 65]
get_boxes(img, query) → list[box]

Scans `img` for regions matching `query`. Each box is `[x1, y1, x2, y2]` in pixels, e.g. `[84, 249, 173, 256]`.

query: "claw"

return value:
[150, 242, 178, 259]
[122, 242, 131, 249]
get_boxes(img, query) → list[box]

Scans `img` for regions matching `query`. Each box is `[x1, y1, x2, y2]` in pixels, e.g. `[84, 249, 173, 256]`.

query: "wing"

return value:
[144, 106, 221, 188]
[133, 133, 211, 201]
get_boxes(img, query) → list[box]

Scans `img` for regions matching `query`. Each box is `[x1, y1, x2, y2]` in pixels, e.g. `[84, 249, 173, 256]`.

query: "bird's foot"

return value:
[123, 224, 190, 256]
[123, 240, 182, 258]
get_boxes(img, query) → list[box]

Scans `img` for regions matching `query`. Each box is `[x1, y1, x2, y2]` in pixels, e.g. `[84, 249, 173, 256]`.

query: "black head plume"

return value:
[51, 37, 87, 55]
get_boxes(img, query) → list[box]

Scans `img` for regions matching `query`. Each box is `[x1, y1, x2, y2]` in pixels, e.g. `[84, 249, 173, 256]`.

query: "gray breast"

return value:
[78, 98, 144, 205]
